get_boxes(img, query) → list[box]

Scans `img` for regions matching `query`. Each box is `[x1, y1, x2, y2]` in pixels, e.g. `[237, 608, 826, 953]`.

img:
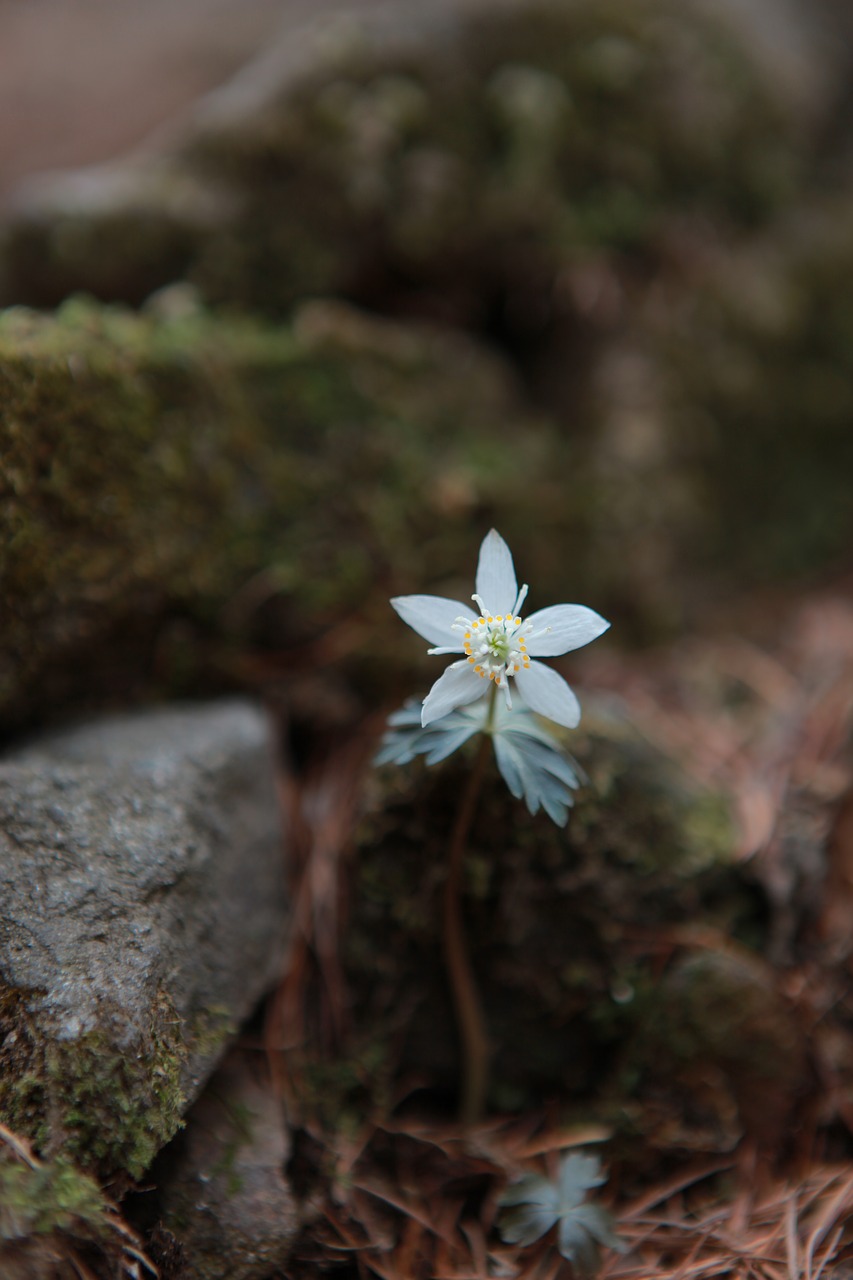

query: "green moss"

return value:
[0, 982, 186, 1181]
[567, 718, 735, 878]
[0, 1156, 106, 1240]
[0, 296, 548, 729]
[622, 948, 806, 1147]
[189, 1005, 238, 1064]
[343, 709, 755, 1115]
[660, 216, 853, 587]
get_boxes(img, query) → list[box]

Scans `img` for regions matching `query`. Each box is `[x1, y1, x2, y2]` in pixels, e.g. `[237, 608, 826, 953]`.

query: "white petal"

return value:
[514, 660, 581, 728]
[475, 530, 518, 615]
[391, 595, 470, 647]
[524, 604, 610, 657]
[421, 664, 488, 727]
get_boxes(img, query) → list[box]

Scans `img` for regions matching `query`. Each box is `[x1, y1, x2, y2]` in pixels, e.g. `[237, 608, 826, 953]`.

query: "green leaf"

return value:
[559, 1152, 606, 1208]
[497, 1152, 625, 1273]
[492, 708, 583, 826]
[374, 699, 482, 766]
[500, 1199, 560, 1247]
[376, 698, 584, 826]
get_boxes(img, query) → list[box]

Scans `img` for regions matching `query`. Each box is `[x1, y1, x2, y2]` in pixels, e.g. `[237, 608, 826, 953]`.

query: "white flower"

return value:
[391, 530, 609, 729]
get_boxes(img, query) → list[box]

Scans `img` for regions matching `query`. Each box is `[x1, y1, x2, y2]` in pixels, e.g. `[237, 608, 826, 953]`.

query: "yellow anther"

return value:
[514, 617, 521, 625]
[468, 656, 475, 663]
[464, 632, 471, 639]
[487, 616, 493, 623]
[496, 615, 503, 621]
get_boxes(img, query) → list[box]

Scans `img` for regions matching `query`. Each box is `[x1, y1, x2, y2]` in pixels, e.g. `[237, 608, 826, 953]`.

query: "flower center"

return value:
[455, 610, 532, 686]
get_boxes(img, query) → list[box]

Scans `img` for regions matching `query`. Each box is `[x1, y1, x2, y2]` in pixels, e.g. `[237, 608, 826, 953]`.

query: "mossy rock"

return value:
[0, 1139, 148, 1280]
[336, 705, 805, 1141]
[0, 0, 805, 316]
[0, 1151, 105, 1279]
[0, 295, 556, 730]
[658, 211, 853, 589]
[629, 948, 807, 1150]
[0, 984, 186, 1185]
[0, 701, 288, 1186]
[1, 0, 848, 628]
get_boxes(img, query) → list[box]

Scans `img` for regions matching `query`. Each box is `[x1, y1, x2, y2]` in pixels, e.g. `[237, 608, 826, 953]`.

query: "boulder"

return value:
[149, 1049, 298, 1280]
[0, 700, 287, 1181]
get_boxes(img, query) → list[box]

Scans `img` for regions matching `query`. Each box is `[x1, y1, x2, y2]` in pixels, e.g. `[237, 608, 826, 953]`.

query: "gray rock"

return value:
[0, 700, 288, 1180]
[154, 1048, 298, 1280]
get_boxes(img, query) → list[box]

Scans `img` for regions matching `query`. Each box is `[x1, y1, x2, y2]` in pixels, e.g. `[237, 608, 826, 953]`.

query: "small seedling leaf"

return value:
[498, 1153, 625, 1273]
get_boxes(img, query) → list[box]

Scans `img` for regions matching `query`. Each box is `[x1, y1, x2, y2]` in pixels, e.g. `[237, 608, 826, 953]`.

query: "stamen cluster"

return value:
[454, 592, 532, 691]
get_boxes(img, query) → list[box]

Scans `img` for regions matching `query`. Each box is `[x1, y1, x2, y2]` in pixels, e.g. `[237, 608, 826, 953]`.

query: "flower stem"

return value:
[444, 691, 494, 1125]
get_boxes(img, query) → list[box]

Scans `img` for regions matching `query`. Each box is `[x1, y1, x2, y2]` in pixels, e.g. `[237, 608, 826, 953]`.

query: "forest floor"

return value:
[265, 583, 853, 1280]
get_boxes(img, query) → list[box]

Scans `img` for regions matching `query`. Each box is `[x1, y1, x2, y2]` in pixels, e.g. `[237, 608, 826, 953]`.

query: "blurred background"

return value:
[0, 0, 387, 203]
[2, 0, 853, 729]
[4, 7, 853, 1274]
[2, 0, 852, 201]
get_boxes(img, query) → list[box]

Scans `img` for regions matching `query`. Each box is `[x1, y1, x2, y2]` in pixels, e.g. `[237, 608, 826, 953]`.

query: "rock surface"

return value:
[0, 700, 287, 1180]
[149, 1049, 298, 1280]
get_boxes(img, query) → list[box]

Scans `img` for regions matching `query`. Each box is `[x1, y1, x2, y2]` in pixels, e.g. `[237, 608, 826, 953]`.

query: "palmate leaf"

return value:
[374, 699, 484, 767]
[375, 699, 584, 826]
[492, 715, 583, 827]
[498, 1153, 625, 1275]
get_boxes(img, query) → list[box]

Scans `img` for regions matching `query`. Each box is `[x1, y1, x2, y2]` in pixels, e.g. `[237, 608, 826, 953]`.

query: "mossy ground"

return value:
[0, 982, 186, 1183]
[311, 710, 792, 1144]
[0, 1155, 106, 1240]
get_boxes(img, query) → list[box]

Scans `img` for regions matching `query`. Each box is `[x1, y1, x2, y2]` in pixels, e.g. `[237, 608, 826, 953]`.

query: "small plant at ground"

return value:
[378, 529, 609, 1122]
[498, 1151, 625, 1275]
